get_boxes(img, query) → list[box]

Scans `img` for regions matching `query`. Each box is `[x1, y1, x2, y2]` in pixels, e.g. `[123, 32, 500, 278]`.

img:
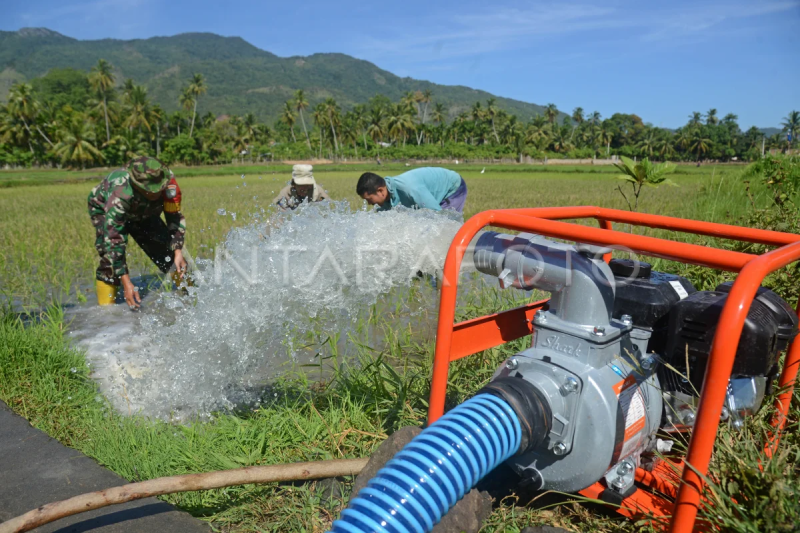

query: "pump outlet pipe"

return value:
[328, 377, 551, 533]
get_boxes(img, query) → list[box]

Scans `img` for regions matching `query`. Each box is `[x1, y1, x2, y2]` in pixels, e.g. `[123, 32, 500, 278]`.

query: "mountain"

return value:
[0, 28, 557, 124]
[759, 127, 784, 137]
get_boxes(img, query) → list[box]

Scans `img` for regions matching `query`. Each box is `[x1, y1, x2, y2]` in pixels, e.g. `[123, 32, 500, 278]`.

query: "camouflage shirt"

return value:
[88, 168, 186, 277]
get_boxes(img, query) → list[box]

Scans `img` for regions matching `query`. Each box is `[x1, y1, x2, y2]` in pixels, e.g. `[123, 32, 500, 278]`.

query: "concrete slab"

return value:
[0, 401, 210, 532]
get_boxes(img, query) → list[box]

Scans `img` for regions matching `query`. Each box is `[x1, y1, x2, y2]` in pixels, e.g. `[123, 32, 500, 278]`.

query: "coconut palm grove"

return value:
[1, 59, 798, 169]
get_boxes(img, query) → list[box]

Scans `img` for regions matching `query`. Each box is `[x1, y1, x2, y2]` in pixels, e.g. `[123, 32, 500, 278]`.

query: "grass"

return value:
[0, 162, 796, 532]
[2, 293, 799, 532]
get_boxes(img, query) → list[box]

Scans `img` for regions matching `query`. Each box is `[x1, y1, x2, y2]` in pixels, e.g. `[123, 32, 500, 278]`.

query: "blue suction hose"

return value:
[328, 377, 552, 533]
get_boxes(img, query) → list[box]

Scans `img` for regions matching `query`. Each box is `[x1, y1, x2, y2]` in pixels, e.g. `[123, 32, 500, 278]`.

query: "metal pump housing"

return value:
[472, 232, 663, 494]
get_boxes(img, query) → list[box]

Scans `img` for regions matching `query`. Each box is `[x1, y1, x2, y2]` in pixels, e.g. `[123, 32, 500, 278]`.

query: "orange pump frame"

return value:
[427, 206, 800, 533]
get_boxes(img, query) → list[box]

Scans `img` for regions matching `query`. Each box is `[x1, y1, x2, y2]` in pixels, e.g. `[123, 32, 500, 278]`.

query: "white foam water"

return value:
[67, 202, 463, 420]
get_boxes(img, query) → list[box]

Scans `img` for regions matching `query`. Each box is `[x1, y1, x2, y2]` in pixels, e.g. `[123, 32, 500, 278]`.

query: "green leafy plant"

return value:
[726, 155, 800, 305]
[613, 156, 677, 211]
[742, 154, 800, 210]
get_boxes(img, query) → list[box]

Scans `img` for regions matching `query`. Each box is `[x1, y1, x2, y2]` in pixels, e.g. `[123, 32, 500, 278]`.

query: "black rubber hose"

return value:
[477, 376, 553, 453]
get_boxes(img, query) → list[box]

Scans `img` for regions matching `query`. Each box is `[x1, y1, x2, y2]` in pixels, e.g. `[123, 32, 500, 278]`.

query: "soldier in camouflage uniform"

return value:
[88, 156, 187, 308]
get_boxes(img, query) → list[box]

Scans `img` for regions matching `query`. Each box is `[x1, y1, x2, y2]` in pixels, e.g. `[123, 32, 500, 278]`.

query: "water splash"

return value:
[68, 202, 463, 420]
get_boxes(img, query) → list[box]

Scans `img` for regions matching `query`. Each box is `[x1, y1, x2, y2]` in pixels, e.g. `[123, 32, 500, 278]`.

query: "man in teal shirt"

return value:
[356, 167, 468, 212]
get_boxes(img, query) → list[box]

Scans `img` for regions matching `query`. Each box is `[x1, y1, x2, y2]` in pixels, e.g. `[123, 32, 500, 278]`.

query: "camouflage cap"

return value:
[127, 156, 169, 194]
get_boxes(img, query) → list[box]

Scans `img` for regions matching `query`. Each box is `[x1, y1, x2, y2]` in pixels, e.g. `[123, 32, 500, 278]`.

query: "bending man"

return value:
[88, 156, 186, 309]
[356, 167, 467, 213]
[273, 164, 331, 210]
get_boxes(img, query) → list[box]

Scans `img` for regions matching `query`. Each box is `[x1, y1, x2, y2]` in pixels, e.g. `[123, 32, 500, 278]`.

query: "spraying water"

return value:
[67, 202, 463, 420]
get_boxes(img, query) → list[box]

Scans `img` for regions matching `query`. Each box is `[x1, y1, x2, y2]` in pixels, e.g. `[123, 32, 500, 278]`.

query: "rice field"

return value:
[0, 162, 753, 309]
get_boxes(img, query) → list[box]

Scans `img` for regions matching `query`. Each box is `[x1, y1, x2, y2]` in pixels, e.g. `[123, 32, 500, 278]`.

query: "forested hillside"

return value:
[0, 28, 552, 123]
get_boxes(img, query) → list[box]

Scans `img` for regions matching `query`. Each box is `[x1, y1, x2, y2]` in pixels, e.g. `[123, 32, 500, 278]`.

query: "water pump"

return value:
[471, 232, 663, 497]
[469, 231, 797, 497]
[328, 207, 800, 533]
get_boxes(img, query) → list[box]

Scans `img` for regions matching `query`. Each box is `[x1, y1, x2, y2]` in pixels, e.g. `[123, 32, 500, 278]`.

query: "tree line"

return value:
[1, 59, 798, 169]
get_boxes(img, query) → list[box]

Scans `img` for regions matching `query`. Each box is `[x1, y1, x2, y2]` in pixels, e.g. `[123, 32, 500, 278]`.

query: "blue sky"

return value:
[3, 0, 799, 129]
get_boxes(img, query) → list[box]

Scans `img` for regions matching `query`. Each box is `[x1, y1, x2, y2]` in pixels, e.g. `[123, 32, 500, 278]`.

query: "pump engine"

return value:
[471, 232, 798, 499]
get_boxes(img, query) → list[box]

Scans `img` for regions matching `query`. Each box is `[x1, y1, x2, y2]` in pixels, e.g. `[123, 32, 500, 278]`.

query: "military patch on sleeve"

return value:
[163, 177, 182, 212]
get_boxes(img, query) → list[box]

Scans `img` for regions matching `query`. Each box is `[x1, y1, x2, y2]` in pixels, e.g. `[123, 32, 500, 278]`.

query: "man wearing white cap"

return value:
[273, 164, 331, 210]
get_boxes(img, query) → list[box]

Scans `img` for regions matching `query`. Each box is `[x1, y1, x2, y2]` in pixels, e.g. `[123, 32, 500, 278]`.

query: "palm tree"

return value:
[550, 125, 574, 153]
[281, 101, 297, 142]
[464, 119, 480, 146]
[636, 131, 657, 158]
[614, 156, 677, 211]
[386, 105, 415, 146]
[470, 102, 484, 123]
[400, 92, 417, 115]
[722, 113, 739, 127]
[588, 111, 601, 126]
[341, 114, 360, 156]
[706, 109, 719, 126]
[54, 112, 104, 168]
[324, 98, 341, 152]
[6, 83, 53, 148]
[412, 89, 433, 145]
[688, 111, 703, 127]
[201, 111, 216, 129]
[690, 131, 713, 161]
[420, 89, 433, 124]
[656, 136, 675, 160]
[577, 126, 593, 149]
[450, 112, 466, 143]
[351, 104, 368, 151]
[123, 85, 152, 132]
[486, 98, 500, 144]
[313, 103, 328, 157]
[294, 90, 311, 148]
[781, 110, 800, 148]
[0, 103, 34, 155]
[169, 111, 185, 136]
[676, 128, 692, 153]
[366, 106, 385, 150]
[151, 104, 164, 156]
[121, 79, 135, 104]
[432, 103, 445, 126]
[600, 124, 613, 156]
[572, 107, 585, 124]
[241, 113, 261, 143]
[187, 73, 207, 138]
[231, 125, 250, 156]
[179, 88, 194, 133]
[500, 114, 523, 148]
[525, 119, 549, 150]
[103, 129, 144, 164]
[88, 91, 118, 135]
[88, 59, 116, 143]
[544, 103, 559, 125]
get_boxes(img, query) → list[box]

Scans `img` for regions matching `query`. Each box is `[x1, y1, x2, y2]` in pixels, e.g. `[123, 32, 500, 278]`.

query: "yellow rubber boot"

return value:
[96, 280, 118, 306]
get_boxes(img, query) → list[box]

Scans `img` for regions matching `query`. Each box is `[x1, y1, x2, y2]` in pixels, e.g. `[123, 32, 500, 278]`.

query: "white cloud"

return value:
[19, 0, 151, 27]
[356, 0, 800, 65]
[641, 1, 800, 42]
